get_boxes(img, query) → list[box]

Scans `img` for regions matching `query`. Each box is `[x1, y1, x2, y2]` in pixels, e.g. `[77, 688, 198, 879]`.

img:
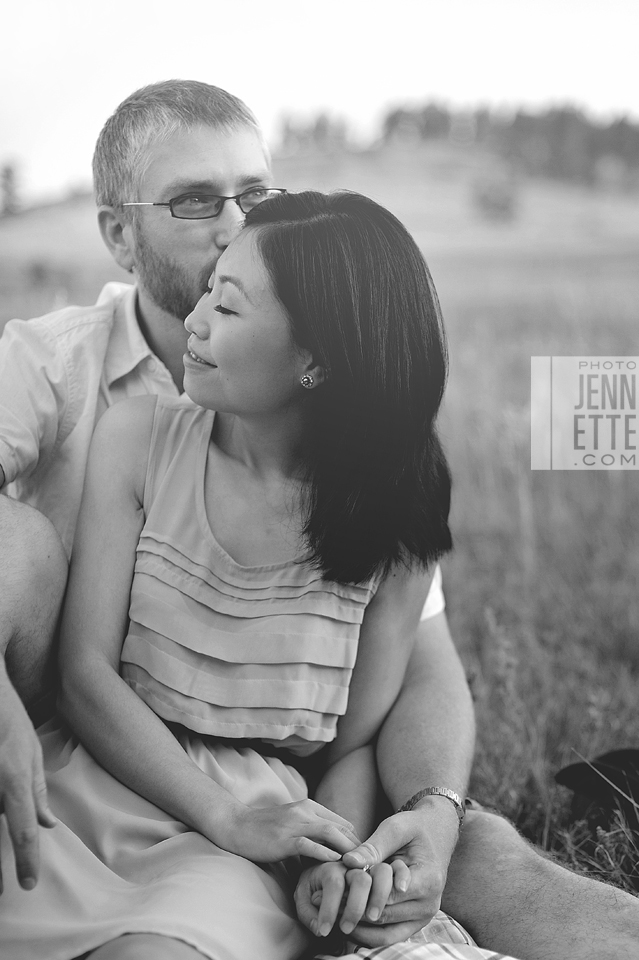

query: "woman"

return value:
[0, 192, 472, 960]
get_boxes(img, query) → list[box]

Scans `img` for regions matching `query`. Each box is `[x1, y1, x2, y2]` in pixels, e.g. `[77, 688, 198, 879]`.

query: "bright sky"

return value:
[2, 0, 637, 200]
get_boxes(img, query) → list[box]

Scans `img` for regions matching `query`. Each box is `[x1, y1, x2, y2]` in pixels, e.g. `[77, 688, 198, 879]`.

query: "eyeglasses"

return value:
[122, 187, 287, 220]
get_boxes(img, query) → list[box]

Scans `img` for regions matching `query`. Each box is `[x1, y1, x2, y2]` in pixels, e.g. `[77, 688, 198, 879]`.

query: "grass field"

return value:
[2, 141, 639, 888]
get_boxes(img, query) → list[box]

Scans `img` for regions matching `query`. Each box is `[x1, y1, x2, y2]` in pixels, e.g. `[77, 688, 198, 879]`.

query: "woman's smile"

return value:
[186, 343, 217, 367]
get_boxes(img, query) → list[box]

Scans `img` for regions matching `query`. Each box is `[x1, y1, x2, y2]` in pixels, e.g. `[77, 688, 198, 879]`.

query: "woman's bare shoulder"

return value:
[92, 395, 163, 455]
[87, 396, 160, 498]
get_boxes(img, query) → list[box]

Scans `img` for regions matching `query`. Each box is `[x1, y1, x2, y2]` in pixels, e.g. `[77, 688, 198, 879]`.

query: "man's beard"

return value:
[133, 223, 211, 321]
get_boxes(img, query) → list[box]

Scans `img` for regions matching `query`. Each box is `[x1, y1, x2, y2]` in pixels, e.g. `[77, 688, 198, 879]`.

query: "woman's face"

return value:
[183, 229, 311, 416]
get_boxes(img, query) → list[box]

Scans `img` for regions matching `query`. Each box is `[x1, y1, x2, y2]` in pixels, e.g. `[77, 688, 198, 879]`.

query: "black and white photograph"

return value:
[1, 2, 638, 958]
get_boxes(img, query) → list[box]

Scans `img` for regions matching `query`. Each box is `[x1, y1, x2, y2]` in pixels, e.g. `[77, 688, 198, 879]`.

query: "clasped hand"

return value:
[295, 808, 456, 947]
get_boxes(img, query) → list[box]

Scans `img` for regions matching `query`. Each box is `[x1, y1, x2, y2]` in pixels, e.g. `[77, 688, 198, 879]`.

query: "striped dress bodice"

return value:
[120, 397, 379, 755]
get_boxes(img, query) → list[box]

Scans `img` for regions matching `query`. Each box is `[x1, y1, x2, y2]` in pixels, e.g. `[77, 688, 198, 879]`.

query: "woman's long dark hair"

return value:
[244, 191, 452, 585]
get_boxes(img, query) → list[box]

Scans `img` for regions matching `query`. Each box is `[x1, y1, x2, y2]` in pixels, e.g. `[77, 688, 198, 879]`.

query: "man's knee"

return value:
[460, 808, 536, 862]
[0, 498, 68, 703]
[443, 810, 546, 916]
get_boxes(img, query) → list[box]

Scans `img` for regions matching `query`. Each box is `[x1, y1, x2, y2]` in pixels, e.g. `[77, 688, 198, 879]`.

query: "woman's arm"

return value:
[58, 397, 239, 837]
[58, 398, 356, 864]
[295, 566, 433, 936]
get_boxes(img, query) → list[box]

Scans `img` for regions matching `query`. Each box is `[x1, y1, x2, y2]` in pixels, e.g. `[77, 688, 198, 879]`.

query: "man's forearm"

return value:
[375, 613, 475, 813]
[334, 613, 474, 946]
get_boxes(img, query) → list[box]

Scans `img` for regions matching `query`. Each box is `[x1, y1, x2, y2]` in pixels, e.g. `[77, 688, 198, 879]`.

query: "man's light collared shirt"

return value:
[0, 282, 181, 556]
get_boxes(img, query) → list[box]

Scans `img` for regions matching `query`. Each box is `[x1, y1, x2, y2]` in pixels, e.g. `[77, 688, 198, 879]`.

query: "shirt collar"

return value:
[102, 283, 156, 387]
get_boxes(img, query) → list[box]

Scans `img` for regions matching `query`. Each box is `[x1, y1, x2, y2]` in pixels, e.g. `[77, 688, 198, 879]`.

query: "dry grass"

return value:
[2, 143, 639, 888]
[438, 257, 639, 888]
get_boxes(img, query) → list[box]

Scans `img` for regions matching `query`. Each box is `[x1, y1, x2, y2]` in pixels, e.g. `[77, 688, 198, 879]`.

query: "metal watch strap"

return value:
[397, 787, 466, 826]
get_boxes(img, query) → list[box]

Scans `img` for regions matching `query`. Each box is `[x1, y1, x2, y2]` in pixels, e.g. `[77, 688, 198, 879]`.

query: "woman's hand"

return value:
[222, 799, 360, 863]
[295, 858, 411, 939]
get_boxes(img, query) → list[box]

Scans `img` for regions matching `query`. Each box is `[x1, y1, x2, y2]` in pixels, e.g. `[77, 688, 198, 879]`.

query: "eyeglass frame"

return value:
[121, 187, 287, 220]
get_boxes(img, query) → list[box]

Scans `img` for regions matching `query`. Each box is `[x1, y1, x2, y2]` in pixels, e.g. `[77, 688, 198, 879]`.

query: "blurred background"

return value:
[2, 0, 639, 888]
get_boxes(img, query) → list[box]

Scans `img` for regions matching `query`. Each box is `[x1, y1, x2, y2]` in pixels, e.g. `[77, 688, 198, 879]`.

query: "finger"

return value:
[310, 821, 359, 856]
[32, 759, 56, 829]
[362, 893, 438, 928]
[339, 868, 372, 935]
[305, 803, 360, 848]
[366, 863, 394, 922]
[294, 837, 342, 862]
[391, 857, 411, 894]
[4, 791, 39, 890]
[341, 814, 409, 869]
[350, 918, 426, 948]
[293, 875, 320, 931]
[316, 871, 346, 937]
[306, 801, 356, 830]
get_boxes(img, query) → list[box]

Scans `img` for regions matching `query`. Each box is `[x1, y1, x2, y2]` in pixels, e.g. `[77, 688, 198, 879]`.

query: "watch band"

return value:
[397, 787, 466, 826]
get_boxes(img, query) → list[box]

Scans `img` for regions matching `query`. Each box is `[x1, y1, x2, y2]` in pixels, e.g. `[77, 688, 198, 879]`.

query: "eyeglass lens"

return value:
[171, 188, 282, 220]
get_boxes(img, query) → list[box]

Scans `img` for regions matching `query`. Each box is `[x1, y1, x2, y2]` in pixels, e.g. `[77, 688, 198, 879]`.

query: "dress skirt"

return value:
[0, 718, 312, 960]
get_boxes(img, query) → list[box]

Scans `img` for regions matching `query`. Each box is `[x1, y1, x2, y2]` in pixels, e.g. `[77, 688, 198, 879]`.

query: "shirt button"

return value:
[146, 358, 158, 372]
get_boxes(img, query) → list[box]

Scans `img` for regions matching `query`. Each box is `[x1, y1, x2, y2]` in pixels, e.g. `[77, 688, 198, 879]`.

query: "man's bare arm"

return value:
[341, 611, 475, 946]
[376, 611, 474, 811]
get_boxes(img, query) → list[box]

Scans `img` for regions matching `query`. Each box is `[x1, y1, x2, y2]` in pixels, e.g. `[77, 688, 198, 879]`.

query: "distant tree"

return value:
[382, 103, 450, 142]
[542, 108, 593, 181]
[474, 108, 493, 144]
[418, 103, 451, 139]
[603, 117, 639, 166]
[1, 162, 20, 216]
[382, 108, 421, 142]
[311, 113, 348, 150]
[278, 113, 349, 154]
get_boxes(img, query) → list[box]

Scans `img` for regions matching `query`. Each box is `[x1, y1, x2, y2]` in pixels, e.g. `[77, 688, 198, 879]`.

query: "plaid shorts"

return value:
[314, 909, 520, 960]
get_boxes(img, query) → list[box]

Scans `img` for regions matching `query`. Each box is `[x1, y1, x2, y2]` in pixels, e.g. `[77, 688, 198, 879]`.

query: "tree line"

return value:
[278, 104, 639, 189]
[382, 104, 639, 186]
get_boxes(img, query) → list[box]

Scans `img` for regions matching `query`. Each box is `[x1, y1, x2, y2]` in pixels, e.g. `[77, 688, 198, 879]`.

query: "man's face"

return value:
[129, 124, 272, 321]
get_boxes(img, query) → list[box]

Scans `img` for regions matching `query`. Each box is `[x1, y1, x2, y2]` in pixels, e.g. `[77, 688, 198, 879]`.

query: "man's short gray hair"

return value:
[93, 80, 264, 211]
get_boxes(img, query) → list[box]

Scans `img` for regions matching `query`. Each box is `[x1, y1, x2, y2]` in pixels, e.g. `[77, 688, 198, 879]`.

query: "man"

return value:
[0, 81, 637, 960]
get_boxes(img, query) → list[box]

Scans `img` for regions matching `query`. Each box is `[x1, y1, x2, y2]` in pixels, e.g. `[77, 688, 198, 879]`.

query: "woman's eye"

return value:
[214, 304, 235, 315]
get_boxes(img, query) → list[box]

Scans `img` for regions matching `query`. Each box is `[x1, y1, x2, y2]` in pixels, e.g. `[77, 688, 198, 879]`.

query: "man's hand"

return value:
[338, 804, 460, 947]
[0, 666, 56, 893]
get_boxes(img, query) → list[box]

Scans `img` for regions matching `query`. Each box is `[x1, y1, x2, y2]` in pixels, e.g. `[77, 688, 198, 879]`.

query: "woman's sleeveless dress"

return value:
[0, 397, 380, 960]
[0, 397, 480, 960]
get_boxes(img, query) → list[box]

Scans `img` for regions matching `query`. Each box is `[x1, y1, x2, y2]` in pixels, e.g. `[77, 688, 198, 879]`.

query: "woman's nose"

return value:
[184, 295, 210, 337]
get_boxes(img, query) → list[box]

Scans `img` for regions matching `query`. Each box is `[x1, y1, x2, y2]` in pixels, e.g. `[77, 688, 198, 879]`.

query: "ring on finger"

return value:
[360, 864, 372, 873]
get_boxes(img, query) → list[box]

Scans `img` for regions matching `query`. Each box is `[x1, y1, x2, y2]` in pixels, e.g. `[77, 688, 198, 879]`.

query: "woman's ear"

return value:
[97, 206, 136, 274]
[299, 359, 327, 389]
[308, 363, 327, 387]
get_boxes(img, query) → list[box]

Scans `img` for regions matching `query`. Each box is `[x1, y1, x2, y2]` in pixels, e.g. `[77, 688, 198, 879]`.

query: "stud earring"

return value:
[300, 374, 314, 389]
